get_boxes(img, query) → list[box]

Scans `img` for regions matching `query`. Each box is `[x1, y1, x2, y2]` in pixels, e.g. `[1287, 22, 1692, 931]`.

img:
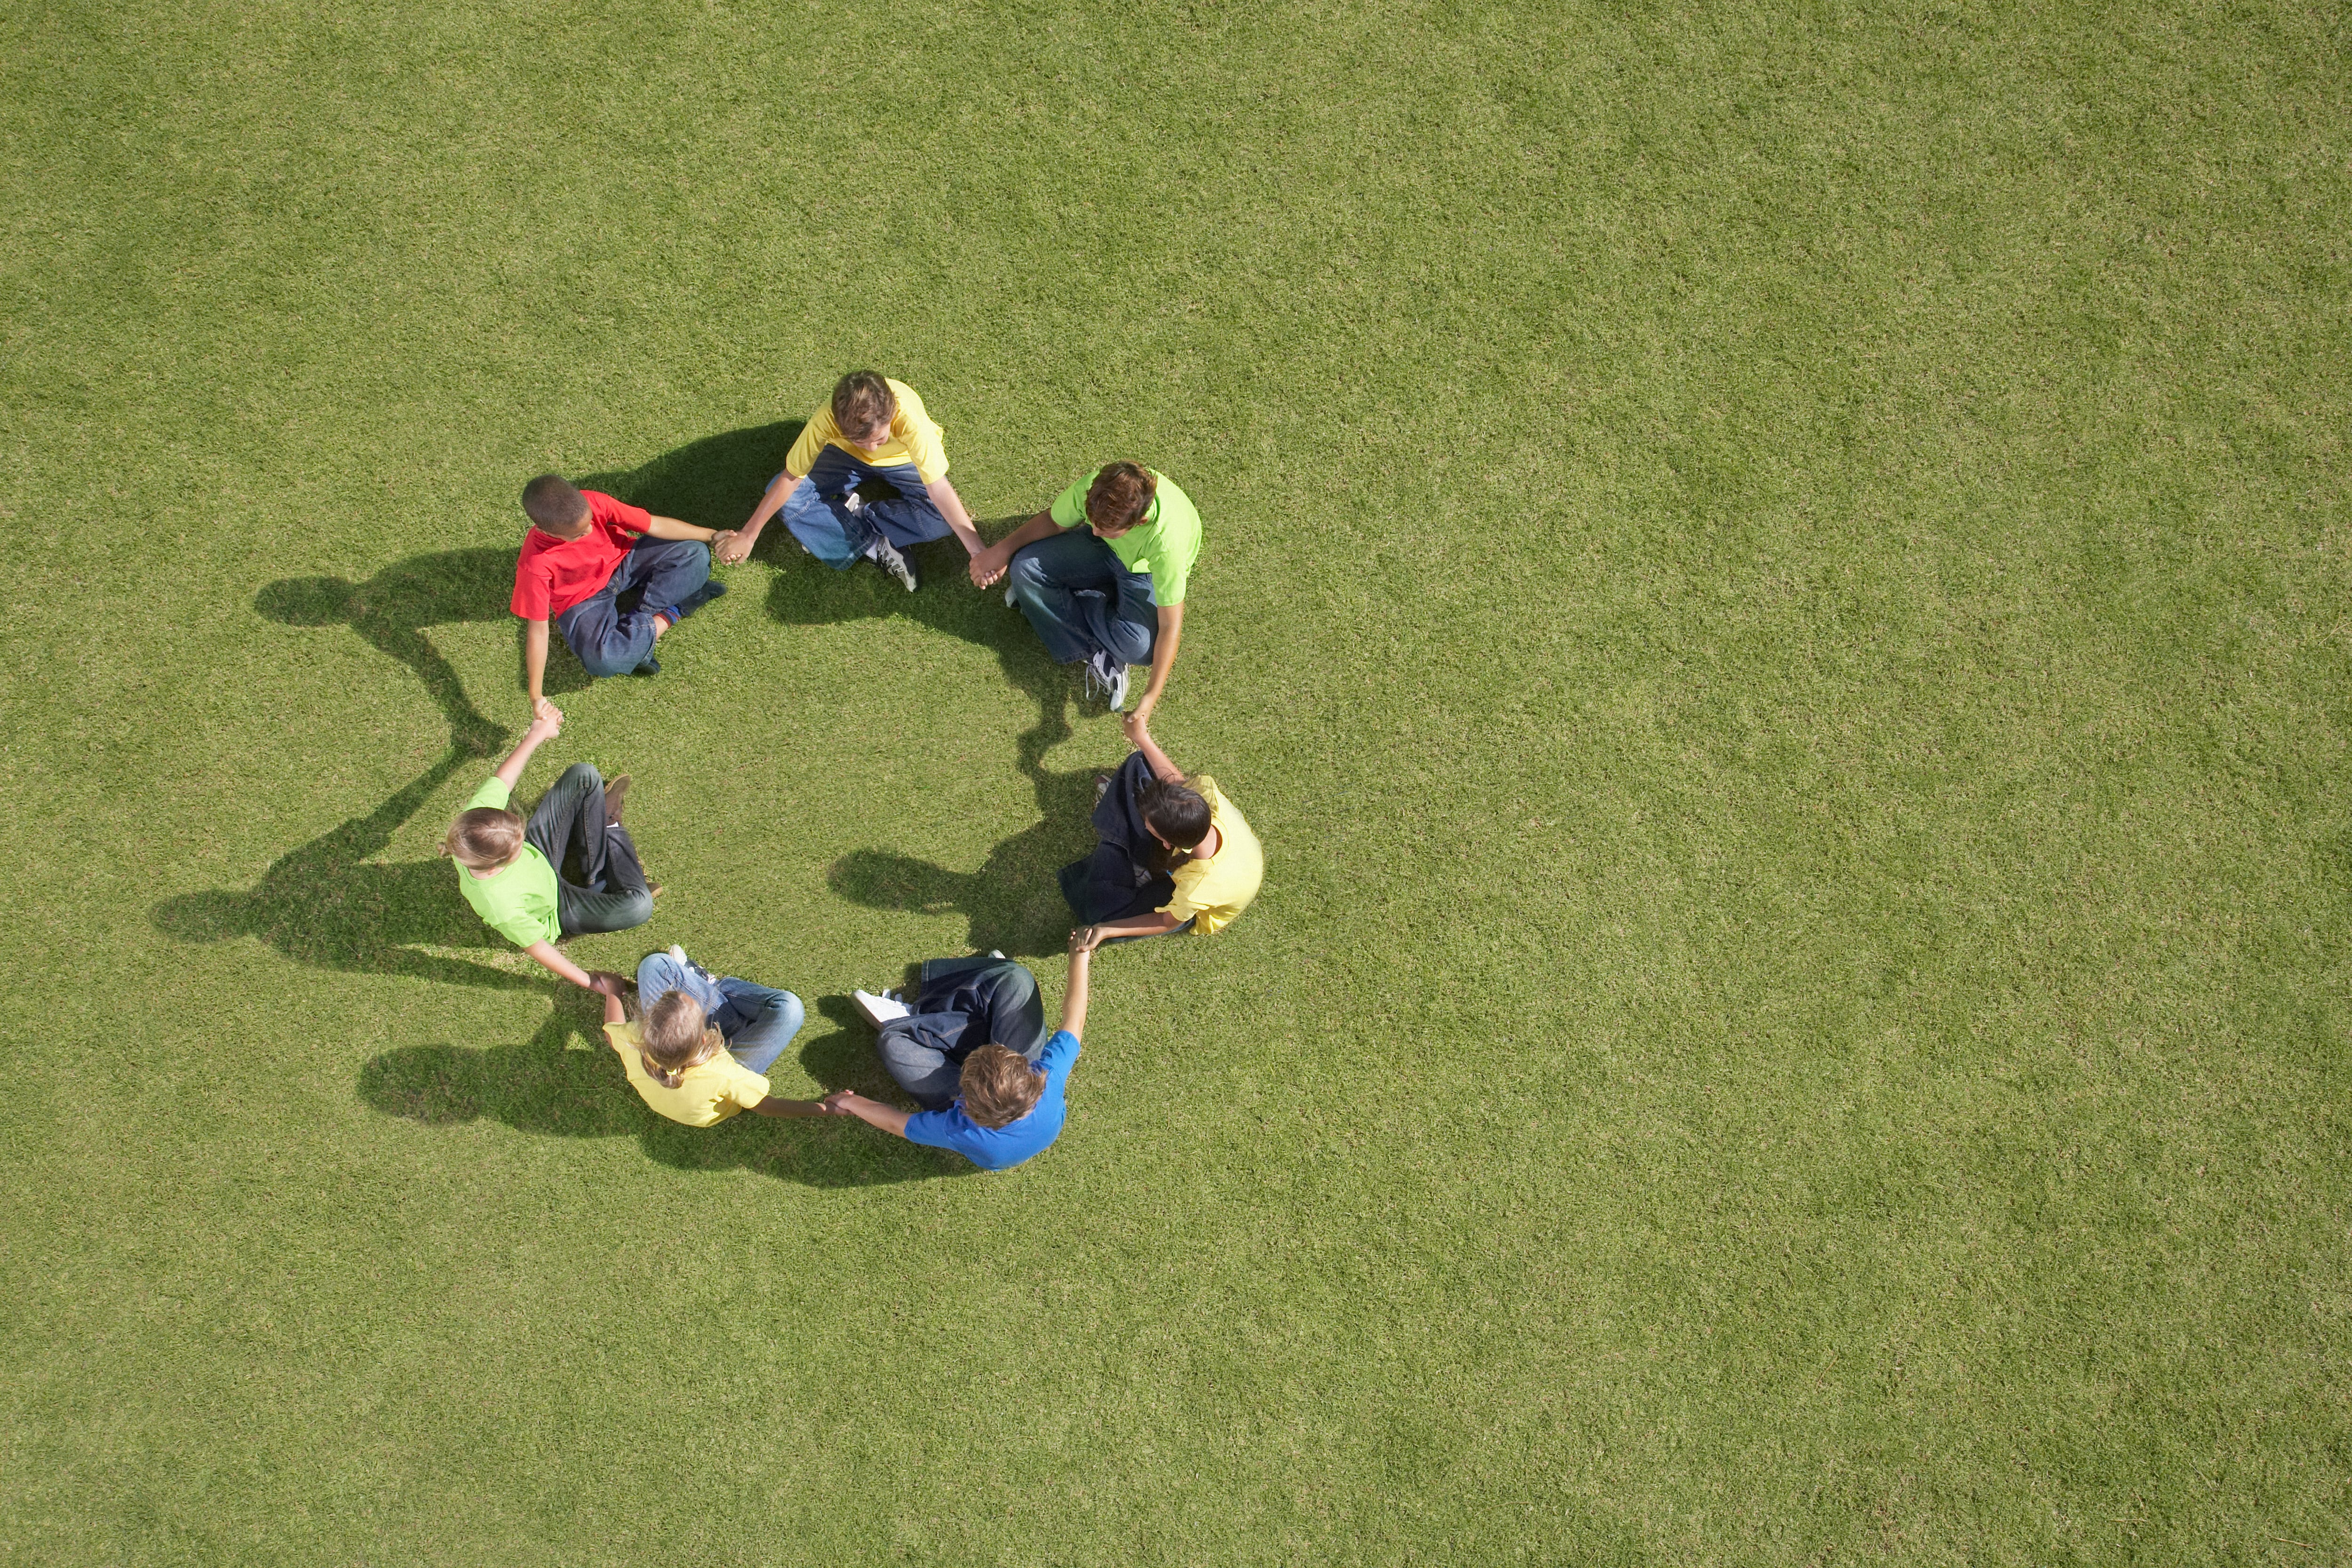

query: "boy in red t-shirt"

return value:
[515, 474, 739, 711]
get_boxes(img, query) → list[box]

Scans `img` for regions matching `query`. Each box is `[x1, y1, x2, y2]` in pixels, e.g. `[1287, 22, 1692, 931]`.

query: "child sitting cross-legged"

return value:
[602, 947, 829, 1125]
[441, 702, 656, 996]
[822, 935, 1095, 1172]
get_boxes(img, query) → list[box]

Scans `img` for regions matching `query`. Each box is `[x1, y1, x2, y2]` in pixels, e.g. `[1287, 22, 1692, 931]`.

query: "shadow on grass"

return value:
[255, 549, 591, 756]
[355, 992, 962, 1188]
[151, 747, 546, 993]
[583, 420, 1111, 955]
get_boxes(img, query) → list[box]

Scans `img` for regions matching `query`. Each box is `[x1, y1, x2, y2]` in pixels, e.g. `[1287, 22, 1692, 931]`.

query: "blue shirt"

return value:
[903, 1030, 1080, 1170]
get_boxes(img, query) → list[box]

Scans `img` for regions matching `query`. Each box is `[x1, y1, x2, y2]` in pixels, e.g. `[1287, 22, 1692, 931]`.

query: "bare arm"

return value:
[1060, 939, 1091, 1040]
[522, 620, 553, 716]
[639, 512, 734, 556]
[493, 706, 562, 792]
[1120, 710, 1185, 784]
[970, 509, 1065, 588]
[1071, 909, 1184, 950]
[752, 1096, 835, 1118]
[926, 478, 987, 561]
[730, 470, 803, 558]
[1128, 600, 1185, 725]
[528, 941, 619, 993]
[818, 1091, 913, 1138]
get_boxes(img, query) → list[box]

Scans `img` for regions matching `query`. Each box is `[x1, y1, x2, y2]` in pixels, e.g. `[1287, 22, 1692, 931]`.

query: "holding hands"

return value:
[710, 528, 752, 566]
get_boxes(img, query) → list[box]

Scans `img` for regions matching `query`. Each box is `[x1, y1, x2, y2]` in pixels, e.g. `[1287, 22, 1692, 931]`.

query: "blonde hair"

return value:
[639, 990, 723, 1089]
[959, 1044, 1044, 1129]
[441, 806, 524, 871]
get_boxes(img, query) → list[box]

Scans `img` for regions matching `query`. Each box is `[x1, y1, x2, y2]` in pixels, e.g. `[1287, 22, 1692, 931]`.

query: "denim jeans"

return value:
[555, 536, 711, 677]
[1006, 528, 1157, 667]
[526, 763, 654, 938]
[874, 955, 1046, 1110]
[780, 448, 951, 568]
[634, 948, 807, 1075]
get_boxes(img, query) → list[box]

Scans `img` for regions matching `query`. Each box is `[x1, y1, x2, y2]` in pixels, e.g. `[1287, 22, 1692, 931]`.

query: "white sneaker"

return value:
[988, 950, 1005, 959]
[853, 989, 912, 1027]
[865, 535, 918, 592]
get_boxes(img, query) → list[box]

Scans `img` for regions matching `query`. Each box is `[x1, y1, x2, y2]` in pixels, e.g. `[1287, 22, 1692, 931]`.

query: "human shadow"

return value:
[151, 746, 544, 993]
[579, 419, 804, 532]
[255, 548, 588, 758]
[354, 987, 963, 1187]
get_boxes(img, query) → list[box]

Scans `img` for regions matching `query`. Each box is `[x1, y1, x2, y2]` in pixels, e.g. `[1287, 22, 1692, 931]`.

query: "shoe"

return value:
[865, 535, 918, 592]
[604, 775, 631, 827]
[853, 989, 912, 1027]
[1085, 653, 1129, 711]
[632, 654, 661, 677]
[671, 579, 728, 620]
[988, 949, 1005, 959]
[1005, 584, 1018, 608]
[1094, 774, 1112, 804]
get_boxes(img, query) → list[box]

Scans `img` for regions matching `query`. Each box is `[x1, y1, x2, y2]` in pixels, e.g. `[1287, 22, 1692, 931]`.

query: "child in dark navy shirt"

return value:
[823, 935, 1093, 1172]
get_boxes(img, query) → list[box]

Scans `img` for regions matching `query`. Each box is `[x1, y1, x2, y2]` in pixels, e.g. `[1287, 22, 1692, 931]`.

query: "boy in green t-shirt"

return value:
[967, 462, 1202, 718]
[440, 702, 653, 995]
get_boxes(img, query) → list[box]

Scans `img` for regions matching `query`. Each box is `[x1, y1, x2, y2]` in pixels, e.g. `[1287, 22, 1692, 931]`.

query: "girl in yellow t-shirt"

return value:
[601, 947, 830, 1127]
[1066, 714, 1264, 950]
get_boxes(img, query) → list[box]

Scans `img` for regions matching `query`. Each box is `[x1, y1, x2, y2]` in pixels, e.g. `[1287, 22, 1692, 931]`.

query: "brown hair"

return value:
[639, 990, 723, 1090]
[830, 372, 897, 439]
[440, 807, 524, 871]
[521, 473, 590, 533]
[959, 1044, 1043, 1129]
[1140, 776, 1212, 853]
[1084, 462, 1157, 533]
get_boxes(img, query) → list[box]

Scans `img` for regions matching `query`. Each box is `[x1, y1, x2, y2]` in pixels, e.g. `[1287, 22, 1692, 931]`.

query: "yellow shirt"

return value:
[785, 377, 949, 483]
[605, 1021, 772, 1127]
[1164, 776, 1263, 936]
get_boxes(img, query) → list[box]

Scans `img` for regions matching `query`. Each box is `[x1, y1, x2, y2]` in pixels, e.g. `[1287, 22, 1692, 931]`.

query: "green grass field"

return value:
[5, 0, 2348, 1560]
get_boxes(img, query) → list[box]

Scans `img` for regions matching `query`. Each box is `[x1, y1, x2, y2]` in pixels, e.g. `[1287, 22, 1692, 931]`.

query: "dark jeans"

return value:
[525, 763, 654, 937]
[1059, 751, 1178, 925]
[780, 448, 951, 568]
[555, 537, 711, 677]
[1007, 529, 1158, 667]
[874, 955, 1048, 1110]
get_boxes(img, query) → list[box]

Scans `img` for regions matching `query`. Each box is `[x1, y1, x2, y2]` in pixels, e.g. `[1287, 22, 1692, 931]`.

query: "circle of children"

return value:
[442, 372, 1265, 1171]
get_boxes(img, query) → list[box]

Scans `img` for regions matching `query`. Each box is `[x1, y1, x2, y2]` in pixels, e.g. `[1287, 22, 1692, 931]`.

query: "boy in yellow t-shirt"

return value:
[722, 370, 990, 593]
[1065, 713, 1264, 949]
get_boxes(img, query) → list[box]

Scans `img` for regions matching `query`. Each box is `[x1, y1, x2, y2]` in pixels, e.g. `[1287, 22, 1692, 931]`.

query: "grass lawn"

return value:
[3, 0, 2348, 1561]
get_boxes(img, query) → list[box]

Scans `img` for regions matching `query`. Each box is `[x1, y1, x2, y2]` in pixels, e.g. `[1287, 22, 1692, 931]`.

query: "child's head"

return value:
[829, 371, 897, 450]
[1139, 776, 1212, 852]
[640, 990, 723, 1089]
[958, 1044, 1044, 1129]
[440, 807, 525, 873]
[521, 474, 592, 538]
[1084, 462, 1157, 538]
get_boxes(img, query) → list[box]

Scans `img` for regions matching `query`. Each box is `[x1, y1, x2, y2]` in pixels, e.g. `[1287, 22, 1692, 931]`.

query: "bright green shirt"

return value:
[1048, 468, 1202, 607]
[453, 777, 562, 947]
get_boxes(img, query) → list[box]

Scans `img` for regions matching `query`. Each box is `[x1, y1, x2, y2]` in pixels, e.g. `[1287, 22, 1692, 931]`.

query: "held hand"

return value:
[586, 971, 625, 997]
[529, 699, 564, 736]
[1069, 925, 1104, 955]
[967, 547, 1006, 590]
[1119, 709, 1149, 747]
[820, 1090, 860, 1115]
[713, 529, 752, 565]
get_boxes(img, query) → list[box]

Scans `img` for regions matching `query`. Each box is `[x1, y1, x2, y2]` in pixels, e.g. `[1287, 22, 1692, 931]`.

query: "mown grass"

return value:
[2, 0, 2347, 1561]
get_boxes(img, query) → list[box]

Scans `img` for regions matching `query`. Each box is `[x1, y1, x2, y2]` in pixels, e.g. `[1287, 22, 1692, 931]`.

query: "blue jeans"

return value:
[780, 448, 950, 568]
[634, 949, 806, 1075]
[555, 537, 711, 677]
[1007, 529, 1157, 667]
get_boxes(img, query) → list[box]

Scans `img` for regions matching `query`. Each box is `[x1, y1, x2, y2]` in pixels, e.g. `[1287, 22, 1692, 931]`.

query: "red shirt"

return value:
[510, 492, 651, 620]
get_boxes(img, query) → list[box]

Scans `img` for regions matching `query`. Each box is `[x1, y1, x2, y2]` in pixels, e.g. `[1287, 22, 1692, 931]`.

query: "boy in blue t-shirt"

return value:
[821, 938, 1093, 1172]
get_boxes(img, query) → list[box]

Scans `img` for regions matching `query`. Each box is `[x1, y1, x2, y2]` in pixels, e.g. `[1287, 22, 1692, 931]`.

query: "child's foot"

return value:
[865, 536, 918, 592]
[673, 580, 727, 618]
[632, 653, 661, 677]
[852, 989, 912, 1027]
[1094, 773, 1112, 804]
[604, 775, 631, 827]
